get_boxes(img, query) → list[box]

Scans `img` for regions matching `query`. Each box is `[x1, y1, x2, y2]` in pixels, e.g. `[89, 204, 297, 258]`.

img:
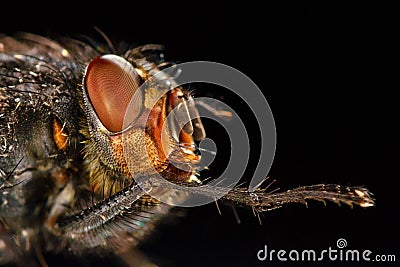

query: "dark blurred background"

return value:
[1, 1, 397, 266]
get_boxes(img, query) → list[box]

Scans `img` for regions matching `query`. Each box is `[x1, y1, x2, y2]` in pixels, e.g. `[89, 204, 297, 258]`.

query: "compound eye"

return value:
[84, 54, 143, 132]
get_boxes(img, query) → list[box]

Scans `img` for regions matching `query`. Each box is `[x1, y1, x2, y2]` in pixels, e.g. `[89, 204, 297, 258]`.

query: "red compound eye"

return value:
[84, 54, 142, 132]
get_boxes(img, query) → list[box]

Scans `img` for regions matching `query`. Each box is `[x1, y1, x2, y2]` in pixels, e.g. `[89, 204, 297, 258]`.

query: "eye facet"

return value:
[84, 54, 142, 132]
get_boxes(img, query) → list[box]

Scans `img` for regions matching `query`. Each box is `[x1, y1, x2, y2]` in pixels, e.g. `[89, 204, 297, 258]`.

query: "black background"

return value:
[1, 1, 398, 266]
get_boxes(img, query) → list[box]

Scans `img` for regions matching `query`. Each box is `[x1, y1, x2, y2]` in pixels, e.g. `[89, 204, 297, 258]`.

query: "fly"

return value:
[0, 32, 375, 267]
